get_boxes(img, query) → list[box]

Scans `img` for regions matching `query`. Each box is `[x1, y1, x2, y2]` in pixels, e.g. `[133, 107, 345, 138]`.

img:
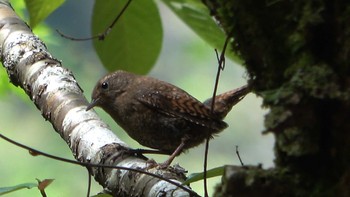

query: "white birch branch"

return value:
[0, 1, 198, 196]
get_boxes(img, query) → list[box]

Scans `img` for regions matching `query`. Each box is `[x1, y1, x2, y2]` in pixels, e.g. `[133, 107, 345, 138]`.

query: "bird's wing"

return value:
[136, 88, 227, 130]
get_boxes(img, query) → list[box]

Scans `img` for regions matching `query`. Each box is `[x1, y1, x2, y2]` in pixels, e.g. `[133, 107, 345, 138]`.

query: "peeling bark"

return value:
[0, 1, 197, 196]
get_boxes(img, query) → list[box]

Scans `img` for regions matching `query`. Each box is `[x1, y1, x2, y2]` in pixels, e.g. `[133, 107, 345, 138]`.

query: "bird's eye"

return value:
[101, 82, 109, 89]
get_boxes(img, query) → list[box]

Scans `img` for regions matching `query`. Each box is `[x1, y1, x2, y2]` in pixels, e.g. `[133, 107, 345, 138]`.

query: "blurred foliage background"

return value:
[0, 0, 274, 196]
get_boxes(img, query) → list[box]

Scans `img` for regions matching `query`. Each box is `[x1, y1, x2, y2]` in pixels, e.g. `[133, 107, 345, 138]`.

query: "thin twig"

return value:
[210, 36, 230, 114]
[204, 36, 231, 197]
[203, 137, 210, 197]
[236, 145, 244, 166]
[0, 133, 199, 196]
[86, 169, 92, 197]
[57, 0, 132, 41]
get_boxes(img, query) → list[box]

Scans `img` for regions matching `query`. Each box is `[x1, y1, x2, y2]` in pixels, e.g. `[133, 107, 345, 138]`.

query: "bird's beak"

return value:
[86, 97, 100, 111]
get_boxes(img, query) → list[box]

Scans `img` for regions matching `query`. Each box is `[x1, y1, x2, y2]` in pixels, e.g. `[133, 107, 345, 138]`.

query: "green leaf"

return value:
[92, 0, 163, 74]
[162, 0, 242, 64]
[24, 0, 65, 28]
[0, 183, 37, 195]
[183, 166, 225, 185]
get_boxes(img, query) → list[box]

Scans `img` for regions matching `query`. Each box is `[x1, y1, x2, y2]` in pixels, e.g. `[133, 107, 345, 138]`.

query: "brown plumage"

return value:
[87, 70, 250, 167]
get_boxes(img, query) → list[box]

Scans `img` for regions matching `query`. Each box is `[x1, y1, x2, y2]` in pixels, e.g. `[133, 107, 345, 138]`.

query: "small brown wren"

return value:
[86, 70, 250, 167]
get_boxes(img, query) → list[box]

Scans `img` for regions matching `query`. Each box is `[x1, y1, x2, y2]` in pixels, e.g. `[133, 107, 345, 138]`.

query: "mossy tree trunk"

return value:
[202, 1, 350, 196]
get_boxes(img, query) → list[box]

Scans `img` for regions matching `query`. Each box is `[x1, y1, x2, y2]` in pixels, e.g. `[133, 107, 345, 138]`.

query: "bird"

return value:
[86, 70, 250, 168]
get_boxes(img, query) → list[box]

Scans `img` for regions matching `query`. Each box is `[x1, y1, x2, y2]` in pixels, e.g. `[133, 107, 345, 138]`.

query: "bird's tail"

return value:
[203, 85, 251, 119]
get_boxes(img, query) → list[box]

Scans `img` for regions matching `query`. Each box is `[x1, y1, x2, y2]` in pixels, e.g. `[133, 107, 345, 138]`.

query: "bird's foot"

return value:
[142, 159, 171, 170]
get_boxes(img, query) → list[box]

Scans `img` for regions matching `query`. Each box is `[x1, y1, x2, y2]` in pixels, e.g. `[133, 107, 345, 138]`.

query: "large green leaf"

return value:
[162, 0, 242, 64]
[24, 0, 65, 28]
[92, 0, 163, 74]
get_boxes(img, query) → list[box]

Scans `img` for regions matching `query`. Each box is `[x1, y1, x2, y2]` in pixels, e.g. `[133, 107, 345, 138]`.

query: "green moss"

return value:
[264, 107, 292, 130]
[288, 64, 340, 99]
